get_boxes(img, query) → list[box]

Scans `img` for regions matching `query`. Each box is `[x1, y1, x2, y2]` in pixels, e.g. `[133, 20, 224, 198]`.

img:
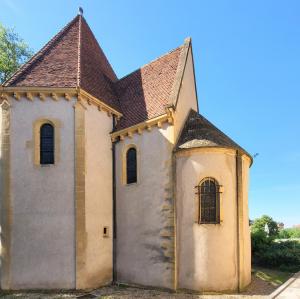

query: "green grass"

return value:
[253, 266, 293, 286]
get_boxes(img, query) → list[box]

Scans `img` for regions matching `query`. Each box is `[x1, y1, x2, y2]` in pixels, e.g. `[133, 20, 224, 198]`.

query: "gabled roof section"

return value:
[3, 14, 194, 126]
[4, 15, 80, 88]
[79, 17, 119, 110]
[114, 39, 190, 130]
[4, 14, 120, 111]
[176, 109, 252, 159]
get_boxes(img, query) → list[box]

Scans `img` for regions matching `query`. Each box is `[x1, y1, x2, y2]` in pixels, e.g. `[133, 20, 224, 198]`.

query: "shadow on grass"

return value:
[241, 267, 294, 296]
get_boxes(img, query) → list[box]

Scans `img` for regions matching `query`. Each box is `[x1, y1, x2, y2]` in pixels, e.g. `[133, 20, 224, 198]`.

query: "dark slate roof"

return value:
[176, 109, 251, 158]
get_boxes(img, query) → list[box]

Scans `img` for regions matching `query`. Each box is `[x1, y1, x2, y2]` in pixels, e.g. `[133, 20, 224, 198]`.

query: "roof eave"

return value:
[0, 85, 122, 117]
[3, 15, 80, 87]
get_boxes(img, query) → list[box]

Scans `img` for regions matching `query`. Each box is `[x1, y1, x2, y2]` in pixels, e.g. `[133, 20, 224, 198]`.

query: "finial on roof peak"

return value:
[184, 37, 192, 44]
[78, 7, 83, 16]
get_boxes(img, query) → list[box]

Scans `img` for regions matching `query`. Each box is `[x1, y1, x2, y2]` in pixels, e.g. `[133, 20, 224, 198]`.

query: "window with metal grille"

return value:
[198, 178, 220, 224]
[40, 123, 54, 165]
[126, 147, 137, 184]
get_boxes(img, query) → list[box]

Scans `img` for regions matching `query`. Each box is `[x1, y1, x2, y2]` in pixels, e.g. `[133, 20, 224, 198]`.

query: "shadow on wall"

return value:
[115, 70, 180, 288]
[139, 131, 178, 288]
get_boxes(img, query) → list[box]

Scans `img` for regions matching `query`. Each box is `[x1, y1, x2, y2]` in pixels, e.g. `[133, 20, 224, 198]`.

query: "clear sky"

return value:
[1, 0, 299, 227]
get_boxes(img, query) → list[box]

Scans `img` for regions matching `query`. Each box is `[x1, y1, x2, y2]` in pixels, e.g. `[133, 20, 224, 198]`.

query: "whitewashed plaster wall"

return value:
[82, 104, 113, 288]
[10, 96, 76, 289]
[176, 148, 245, 292]
[240, 155, 251, 288]
[115, 123, 175, 289]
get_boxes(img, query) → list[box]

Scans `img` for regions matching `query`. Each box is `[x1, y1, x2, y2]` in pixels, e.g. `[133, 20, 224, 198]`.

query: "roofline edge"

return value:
[78, 88, 122, 117]
[0, 86, 122, 118]
[3, 15, 80, 87]
[111, 109, 174, 142]
[167, 37, 191, 110]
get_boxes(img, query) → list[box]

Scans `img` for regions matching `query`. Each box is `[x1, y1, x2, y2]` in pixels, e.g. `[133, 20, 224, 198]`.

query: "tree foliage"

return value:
[251, 231, 300, 272]
[251, 215, 279, 237]
[278, 228, 300, 239]
[0, 23, 33, 83]
[251, 215, 300, 272]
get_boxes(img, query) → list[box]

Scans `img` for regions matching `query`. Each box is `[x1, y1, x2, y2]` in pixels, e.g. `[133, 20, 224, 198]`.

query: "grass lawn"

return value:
[252, 266, 294, 287]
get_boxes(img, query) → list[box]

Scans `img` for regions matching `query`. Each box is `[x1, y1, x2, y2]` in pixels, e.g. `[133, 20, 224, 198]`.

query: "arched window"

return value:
[40, 123, 54, 165]
[198, 178, 220, 224]
[126, 147, 137, 184]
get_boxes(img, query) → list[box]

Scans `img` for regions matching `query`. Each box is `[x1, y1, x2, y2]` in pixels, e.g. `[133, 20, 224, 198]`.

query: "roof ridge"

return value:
[116, 44, 184, 83]
[77, 15, 82, 86]
[168, 37, 191, 108]
[80, 17, 117, 82]
[4, 15, 80, 86]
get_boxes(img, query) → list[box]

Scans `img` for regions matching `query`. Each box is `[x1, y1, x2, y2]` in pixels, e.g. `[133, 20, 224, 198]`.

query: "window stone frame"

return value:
[33, 118, 61, 166]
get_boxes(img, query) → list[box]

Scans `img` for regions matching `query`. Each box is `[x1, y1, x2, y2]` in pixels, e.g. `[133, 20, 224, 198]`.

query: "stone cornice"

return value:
[0, 86, 76, 101]
[111, 108, 174, 142]
[0, 86, 122, 118]
[77, 88, 122, 118]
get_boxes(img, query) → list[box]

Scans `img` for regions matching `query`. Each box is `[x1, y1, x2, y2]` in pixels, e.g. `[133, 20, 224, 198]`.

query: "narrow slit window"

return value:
[40, 123, 54, 165]
[126, 147, 137, 184]
[198, 178, 220, 224]
[103, 226, 109, 237]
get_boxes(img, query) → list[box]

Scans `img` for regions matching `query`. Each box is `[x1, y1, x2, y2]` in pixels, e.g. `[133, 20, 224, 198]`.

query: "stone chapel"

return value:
[0, 12, 252, 292]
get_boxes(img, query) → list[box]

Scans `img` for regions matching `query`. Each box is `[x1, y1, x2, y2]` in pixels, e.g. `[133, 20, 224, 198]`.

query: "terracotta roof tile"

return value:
[4, 15, 120, 111]
[4, 16, 80, 88]
[4, 15, 189, 127]
[114, 46, 183, 130]
[79, 17, 119, 111]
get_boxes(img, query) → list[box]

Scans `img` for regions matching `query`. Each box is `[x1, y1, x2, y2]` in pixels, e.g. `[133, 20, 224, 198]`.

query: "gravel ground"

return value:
[0, 275, 279, 298]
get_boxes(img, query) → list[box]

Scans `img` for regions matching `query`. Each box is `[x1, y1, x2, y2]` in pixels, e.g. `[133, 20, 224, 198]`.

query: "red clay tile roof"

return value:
[4, 16, 80, 88]
[4, 15, 189, 129]
[79, 17, 119, 110]
[114, 46, 184, 130]
[4, 15, 120, 111]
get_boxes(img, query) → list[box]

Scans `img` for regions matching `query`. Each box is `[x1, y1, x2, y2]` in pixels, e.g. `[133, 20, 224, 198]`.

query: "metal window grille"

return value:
[126, 148, 137, 184]
[196, 178, 220, 224]
[40, 123, 54, 165]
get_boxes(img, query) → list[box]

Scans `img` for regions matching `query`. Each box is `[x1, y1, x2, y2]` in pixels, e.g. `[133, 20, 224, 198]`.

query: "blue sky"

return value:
[1, 0, 299, 227]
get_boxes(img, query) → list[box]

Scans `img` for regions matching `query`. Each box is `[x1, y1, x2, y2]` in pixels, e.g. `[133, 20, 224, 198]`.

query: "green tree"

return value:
[278, 228, 300, 239]
[0, 23, 33, 83]
[251, 215, 279, 237]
